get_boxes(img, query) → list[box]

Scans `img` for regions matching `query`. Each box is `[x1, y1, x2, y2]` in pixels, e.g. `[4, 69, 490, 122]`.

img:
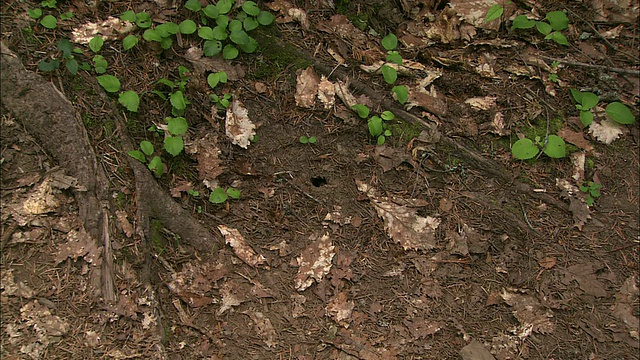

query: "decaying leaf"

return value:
[501, 289, 555, 335]
[571, 152, 586, 183]
[55, 228, 102, 265]
[326, 291, 355, 328]
[589, 118, 624, 144]
[465, 96, 496, 111]
[294, 232, 336, 291]
[243, 310, 278, 347]
[559, 126, 594, 152]
[186, 132, 224, 189]
[612, 276, 639, 340]
[563, 262, 608, 298]
[218, 225, 266, 267]
[218, 280, 247, 315]
[403, 317, 443, 339]
[71, 16, 135, 44]
[1, 269, 35, 299]
[407, 84, 448, 116]
[317, 76, 336, 109]
[295, 67, 320, 108]
[225, 98, 255, 149]
[557, 178, 591, 230]
[184, 46, 245, 81]
[115, 210, 134, 238]
[22, 178, 60, 215]
[450, 0, 517, 30]
[166, 261, 222, 308]
[356, 180, 440, 251]
[373, 145, 413, 172]
[266, 0, 309, 30]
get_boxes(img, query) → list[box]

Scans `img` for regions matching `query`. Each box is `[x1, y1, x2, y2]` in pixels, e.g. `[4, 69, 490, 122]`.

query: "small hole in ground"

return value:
[311, 176, 327, 187]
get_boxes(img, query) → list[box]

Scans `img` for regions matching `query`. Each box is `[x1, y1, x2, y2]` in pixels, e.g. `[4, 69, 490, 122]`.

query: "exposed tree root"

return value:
[1, 43, 220, 306]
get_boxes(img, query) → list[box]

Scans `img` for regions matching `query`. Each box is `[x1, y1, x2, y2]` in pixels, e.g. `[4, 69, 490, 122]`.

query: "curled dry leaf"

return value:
[557, 178, 590, 230]
[612, 276, 639, 339]
[317, 76, 336, 109]
[294, 232, 336, 291]
[356, 180, 440, 251]
[225, 98, 255, 149]
[465, 96, 496, 111]
[218, 225, 266, 267]
[295, 67, 320, 108]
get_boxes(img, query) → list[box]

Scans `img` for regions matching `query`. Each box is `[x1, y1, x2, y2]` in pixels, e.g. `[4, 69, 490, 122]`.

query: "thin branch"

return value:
[540, 56, 640, 75]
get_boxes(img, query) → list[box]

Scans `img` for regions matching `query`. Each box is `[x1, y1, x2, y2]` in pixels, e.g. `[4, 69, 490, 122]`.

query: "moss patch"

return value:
[252, 27, 313, 79]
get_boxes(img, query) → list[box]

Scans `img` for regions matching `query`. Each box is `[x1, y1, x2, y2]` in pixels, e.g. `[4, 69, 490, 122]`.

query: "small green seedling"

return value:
[381, 33, 400, 85]
[59, 11, 74, 20]
[512, 135, 566, 160]
[128, 140, 165, 177]
[570, 89, 599, 126]
[391, 85, 408, 104]
[120, 10, 152, 29]
[299, 135, 317, 144]
[118, 90, 140, 112]
[211, 93, 232, 109]
[40, 14, 57, 29]
[164, 116, 188, 156]
[97, 74, 121, 92]
[41, 0, 57, 8]
[28, 8, 43, 19]
[186, 0, 274, 59]
[188, 189, 200, 197]
[571, 89, 636, 126]
[38, 38, 82, 75]
[154, 66, 191, 116]
[511, 10, 569, 45]
[208, 187, 241, 204]
[352, 105, 395, 145]
[579, 181, 602, 206]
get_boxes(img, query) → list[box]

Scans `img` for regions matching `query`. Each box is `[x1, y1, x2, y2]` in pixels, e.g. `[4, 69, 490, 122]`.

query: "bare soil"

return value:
[1, 0, 639, 359]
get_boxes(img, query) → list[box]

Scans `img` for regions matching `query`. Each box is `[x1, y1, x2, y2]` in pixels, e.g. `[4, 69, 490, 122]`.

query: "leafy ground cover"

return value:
[1, 0, 638, 359]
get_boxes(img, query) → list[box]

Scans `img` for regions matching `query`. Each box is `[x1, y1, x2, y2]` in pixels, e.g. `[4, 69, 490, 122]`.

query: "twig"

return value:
[539, 56, 640, 75]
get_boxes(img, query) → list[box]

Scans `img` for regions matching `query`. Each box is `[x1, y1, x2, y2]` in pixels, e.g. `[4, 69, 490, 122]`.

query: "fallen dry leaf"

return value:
[71, 16, 134, 43]
[218, 280, 247, 315]
[218, 225, 266, 267]
[356, 180, 440, 251]
[115, 210, 134, 238]
[266, 0, 309, 30]
[557, 178, 591, 230]
[559, 126, 594, 152]
[501, 289, 555, 335]
[563, 262, 608, 298]
[225, 98, 255, 149]
[317, 76, 336, 109]
[612, 275, 639, 340]
[55, 228, 101, 265]
[243, 310, 278, 347]
[589, 118, 624, 144]
[294, 232, 336, 291]
[326, 291, 355, 328]
[538, 257, 557, 269]
[295, 66, 320, 108]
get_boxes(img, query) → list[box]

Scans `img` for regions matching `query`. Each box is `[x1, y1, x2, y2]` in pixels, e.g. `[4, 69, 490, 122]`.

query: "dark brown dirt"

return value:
[1, 0, 638, 359]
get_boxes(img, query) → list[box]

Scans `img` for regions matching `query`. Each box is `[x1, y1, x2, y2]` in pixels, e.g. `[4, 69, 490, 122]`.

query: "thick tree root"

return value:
[1, 43, 220, 304]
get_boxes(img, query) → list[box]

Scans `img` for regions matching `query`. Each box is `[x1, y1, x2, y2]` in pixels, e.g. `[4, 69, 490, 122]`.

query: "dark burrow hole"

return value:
[310, 176, 327, 187]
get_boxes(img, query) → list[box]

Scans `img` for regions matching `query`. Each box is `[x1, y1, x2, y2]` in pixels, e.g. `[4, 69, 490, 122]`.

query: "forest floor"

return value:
[1, 0, 639, 359]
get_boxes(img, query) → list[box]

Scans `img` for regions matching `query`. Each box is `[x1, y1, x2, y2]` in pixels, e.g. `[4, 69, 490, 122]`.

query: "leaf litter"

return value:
[356, 179, 440, 251]
[294, 232, 336, 291]
[225, 98, 255, 149]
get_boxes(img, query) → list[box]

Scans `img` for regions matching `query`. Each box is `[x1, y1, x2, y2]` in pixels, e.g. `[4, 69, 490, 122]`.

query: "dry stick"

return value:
[539, 55, 640, 76]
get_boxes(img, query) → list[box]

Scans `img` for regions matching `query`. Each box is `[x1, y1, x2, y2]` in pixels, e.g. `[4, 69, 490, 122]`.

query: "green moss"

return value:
[113, 190, 128, 210]
[390, 121, 422, 143]
[585, 156, 595, 173]
[525, 116, 564, 140]
[251, 27, 312, 79]
[82, 113, 95, 127]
